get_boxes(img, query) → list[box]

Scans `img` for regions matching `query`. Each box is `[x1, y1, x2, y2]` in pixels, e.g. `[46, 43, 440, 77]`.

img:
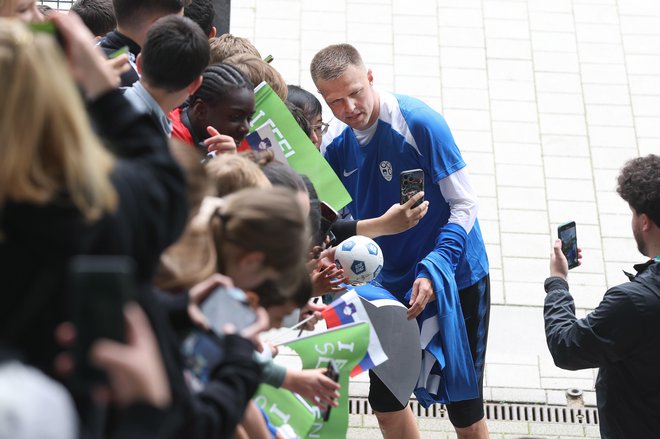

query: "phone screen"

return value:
[69, 256, 136, 388]
[322, 360, 340, 421]
[558, 222, 579, 269]
[201, 286, 257, 335]
[318, 201, 339, 247]
[400, 169, 424, 208]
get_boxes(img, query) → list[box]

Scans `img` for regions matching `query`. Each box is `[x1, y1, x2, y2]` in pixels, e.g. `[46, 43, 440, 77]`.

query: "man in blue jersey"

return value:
[311, 44, 490, 439]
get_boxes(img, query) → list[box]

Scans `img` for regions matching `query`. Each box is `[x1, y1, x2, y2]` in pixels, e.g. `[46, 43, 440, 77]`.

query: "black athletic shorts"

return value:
[368, 275, 490, 429]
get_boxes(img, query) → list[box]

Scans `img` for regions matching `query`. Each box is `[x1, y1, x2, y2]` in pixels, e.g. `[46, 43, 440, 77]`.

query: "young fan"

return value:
[170, 63, 255, 157]
[223, 53, 288, 101]
[209, 33, 261, 64]
[184, 0, 216, 38]
[123, 15, 209, 137]
[287, 84, 326, 149]
[70, 0, 116, 38]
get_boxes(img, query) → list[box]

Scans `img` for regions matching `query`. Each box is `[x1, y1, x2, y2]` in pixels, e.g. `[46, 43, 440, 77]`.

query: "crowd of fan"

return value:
[0, 0, 368, 438]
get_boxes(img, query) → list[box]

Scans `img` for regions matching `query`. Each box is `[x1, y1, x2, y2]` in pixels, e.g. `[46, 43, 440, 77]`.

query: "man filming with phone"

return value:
[311, 44, 490, 439]
[543, 154, 660, 439]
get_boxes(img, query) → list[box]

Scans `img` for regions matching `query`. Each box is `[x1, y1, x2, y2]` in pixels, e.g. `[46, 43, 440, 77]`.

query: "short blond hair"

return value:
[223, 53, 288, 100]
[0, 19, 116, 221]
[206, 154, 271, 197]
[310, 43, 364, 84]
[209, 33, 261, 64]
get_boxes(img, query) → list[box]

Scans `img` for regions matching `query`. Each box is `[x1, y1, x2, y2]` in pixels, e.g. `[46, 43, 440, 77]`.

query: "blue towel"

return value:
[406, 223, 479, 407]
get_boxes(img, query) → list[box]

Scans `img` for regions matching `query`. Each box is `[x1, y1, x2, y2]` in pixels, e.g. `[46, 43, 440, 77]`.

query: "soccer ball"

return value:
[334, 235, 384, 284]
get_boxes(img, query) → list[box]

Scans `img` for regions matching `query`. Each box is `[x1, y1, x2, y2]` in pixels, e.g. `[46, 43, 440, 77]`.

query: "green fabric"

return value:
[253, 322, 370, 439]
[254, 383, 317, 438]
[250, 82, 351, 211]
[289, 322, 370, 439]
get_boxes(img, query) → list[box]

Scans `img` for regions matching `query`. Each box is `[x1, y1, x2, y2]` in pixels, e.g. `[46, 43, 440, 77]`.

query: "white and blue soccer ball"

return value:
[334, 235, 384, 284]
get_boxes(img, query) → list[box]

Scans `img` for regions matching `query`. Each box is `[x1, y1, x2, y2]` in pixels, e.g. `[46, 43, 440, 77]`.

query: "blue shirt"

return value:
[324, 92, 488, 298]
[122, 82, 173, 137]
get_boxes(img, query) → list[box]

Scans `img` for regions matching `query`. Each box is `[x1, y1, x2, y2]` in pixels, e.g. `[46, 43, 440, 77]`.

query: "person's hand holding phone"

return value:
[90, 303, 171, 408]
[281, 368, 340, 410]
[188, 273, 236, 331]
[550, 239, 582, 280]
[360, 192, 429, 238]
[53, 304, 171, 409]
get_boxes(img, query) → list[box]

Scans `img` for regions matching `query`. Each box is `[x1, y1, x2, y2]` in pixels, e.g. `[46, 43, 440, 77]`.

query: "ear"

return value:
[189, 98, 207, 119]
[187, 75, 203, 96]
[209, 26, 217, 39]
[367, 68, 374, 86]
[641, 212, 652, 232]
[136, 53, 143, 75]
[244, 290, 261, 309]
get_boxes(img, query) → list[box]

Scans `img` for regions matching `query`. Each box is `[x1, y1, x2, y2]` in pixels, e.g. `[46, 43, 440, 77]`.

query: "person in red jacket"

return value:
[170, 63, 255, 159]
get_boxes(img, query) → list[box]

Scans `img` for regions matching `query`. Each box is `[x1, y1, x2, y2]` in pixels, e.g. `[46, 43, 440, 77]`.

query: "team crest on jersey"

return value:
[379, 161, 393, 181]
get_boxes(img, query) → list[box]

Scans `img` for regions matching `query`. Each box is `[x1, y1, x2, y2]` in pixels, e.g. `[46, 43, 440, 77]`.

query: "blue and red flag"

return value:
[321, 289, 387, 377]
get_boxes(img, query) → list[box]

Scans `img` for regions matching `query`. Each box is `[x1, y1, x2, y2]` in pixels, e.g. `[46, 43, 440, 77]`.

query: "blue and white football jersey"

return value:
[324, 92, 488, 299]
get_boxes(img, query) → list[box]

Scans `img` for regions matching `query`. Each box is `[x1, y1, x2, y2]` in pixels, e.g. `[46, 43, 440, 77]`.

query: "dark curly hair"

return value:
[616, 154, 660, 226]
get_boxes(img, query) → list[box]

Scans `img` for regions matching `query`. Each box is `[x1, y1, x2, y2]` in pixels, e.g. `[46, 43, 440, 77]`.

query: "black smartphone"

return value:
[322, 360, 340, 422]
[400, 169, 424, 208]
[69, 256, 136, 388]
[558, 221, 579, 269]
[201, 286, 257, 335]
[319, 201, 339, 246]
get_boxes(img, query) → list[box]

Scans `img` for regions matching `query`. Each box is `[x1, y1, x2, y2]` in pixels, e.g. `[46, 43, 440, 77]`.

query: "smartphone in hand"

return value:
[201, 286, 257, 335]
[558, 221, 579, 269]
[400, 169, 424, 208]
[70, 256, 136, 389]
[319, 201, 339, 247]
[322, 360, 340, 421]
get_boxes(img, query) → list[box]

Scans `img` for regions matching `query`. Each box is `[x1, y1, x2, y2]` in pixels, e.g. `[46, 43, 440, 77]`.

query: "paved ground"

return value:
[40, 0, 656, 435]
[231, 0, 660, 436]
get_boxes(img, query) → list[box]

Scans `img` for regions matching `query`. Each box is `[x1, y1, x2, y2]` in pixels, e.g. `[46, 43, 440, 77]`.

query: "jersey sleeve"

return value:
[406, 106, 465, 184]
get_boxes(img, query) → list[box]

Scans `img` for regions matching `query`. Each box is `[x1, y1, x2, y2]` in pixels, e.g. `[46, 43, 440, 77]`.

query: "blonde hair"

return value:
[223, 53, 288, 101]
[209, 33, 261, 64]
[212, 187, 308, 274]
[0, 19, 116, 221]
[206, 154, 271, 197]
[310, 43, 364, 83]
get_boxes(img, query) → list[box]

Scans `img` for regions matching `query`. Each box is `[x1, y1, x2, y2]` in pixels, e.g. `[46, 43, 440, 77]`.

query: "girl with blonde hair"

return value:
[0, 15, 187, 375]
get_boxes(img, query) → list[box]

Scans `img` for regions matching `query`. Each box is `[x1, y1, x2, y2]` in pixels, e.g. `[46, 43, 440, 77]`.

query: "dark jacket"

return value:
[0, 89, 187, 376]
[147, 290, 262, 439]
[544, 260, 660, 439]
[98, 31, 141, 87]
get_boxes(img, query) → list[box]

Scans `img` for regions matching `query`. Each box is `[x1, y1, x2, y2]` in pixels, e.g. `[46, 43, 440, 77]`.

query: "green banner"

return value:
[250, 82, 351, 211]
[254, 384, 318, 438]
[284, 322, 371, 439]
